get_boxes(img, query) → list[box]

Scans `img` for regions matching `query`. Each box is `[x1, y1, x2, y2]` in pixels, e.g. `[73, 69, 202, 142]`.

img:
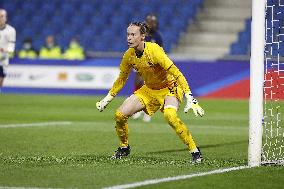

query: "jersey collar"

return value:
[135, 42, 146, 58]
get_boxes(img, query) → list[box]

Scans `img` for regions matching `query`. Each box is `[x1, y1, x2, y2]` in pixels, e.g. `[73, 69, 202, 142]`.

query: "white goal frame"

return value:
[248, 0, 266, 167]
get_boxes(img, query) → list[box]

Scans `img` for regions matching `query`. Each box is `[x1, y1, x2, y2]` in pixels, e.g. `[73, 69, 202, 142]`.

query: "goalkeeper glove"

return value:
[96, 93, 114, 112]
[184, 92, 205, 117]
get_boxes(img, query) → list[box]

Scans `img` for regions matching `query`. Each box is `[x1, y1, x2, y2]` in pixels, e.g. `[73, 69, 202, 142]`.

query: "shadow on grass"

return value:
[147, 140, 247, 154]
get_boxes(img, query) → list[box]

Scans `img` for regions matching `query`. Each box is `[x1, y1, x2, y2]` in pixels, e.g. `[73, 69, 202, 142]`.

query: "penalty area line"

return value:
[0, 121, 72, 128]
[102, 166, 249, 189]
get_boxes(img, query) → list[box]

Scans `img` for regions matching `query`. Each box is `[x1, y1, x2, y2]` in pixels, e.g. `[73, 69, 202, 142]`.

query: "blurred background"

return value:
[0, 0, 282, 98]
[1, 0, 253, 59]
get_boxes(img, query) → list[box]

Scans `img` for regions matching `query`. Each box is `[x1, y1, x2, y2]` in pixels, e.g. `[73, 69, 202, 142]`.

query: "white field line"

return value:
[0, 187, 58, 189]
[102, 166, 249, 189]
[0, 121, 246, 131]
[0, 121, 72, 128]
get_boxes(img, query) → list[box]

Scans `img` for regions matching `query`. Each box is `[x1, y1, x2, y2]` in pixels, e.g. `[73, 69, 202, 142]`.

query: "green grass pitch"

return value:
[0, 94, 283, 189]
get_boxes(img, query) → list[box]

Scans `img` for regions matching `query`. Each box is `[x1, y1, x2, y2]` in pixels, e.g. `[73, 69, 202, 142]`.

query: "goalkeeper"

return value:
[96, 22, 204, 163]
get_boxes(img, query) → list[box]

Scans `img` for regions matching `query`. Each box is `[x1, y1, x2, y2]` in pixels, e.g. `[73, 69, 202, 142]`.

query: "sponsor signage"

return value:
[4, 65, 119, 89]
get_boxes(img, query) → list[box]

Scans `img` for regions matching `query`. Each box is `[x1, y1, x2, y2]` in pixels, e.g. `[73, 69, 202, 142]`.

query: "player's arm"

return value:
[96, 52, 132, 112]
[7, 27, 16, 53]
[153, 45, 204, 117]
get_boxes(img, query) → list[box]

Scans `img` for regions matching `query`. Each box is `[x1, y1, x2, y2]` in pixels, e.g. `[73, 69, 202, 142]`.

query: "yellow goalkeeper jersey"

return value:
[109, 42, 191, 96]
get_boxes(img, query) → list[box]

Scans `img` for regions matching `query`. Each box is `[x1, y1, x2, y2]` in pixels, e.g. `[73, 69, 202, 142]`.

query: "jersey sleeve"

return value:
[152, 44, 192, 94]
[109, 51, 132, 96]
[7, 27, 16, 53]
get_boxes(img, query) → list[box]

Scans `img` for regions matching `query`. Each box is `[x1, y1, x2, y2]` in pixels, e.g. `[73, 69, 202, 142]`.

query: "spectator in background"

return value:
[132, 13, 163, 122]
[18, 38, 38, 59]
[39, 35, 62, 59]
[64, 37, 85, 60]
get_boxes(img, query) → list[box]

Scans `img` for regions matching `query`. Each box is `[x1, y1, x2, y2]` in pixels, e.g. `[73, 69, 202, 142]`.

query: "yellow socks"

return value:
[164, 108, 198, 153]
[114, 110, 129, 147]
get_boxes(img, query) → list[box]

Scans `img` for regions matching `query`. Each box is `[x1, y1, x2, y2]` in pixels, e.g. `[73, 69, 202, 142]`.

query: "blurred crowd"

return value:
[15, 13, 161, 61]
[17, 35, 85, 60]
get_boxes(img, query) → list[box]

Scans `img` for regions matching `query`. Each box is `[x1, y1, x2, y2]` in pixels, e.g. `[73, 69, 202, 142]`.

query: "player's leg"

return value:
[0, 77, 4, 87]
[163, 96, 202, 163]
[163, 96, 197, 151]
[132, 73, 145, 119]
[112, 94, 144, 159]
[117, 94, 144, 116]
[0, 66, 5, 88]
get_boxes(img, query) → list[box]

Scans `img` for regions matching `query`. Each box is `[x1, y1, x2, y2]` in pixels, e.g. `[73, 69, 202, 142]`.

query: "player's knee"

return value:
[114, 110, 128, 124]
[164, 108, 177, 126]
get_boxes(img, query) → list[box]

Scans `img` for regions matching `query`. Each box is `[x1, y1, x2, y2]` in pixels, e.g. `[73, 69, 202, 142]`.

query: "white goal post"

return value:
[248, 0, 266, 167]
[249, 0, 284, 167]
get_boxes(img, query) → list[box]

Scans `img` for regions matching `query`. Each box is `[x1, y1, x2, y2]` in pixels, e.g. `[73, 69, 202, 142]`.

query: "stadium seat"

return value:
[61, 3, 74, 13]
[93, 41, 108, 51]
[80, 28, 96, 40]
[1, 2, 15, 14]
[21, 28, 36, 39]
[230, 42, 248, 55]
[57, 37, 69, 50]
[4, 0, 202, 53]
[80, 3, 94, 15]
[231, 0, 284, 56]
[238, 31, 251, 44]
[90, 17, 105, 29]
[22, 2, 38, 13]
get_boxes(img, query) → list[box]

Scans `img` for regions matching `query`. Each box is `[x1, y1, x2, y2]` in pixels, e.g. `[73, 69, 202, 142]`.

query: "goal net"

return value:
[262, 0, 284, 164]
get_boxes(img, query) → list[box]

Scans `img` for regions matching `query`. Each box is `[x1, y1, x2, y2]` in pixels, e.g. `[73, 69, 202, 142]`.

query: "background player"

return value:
[145, 13, 163, 46]
[96, 22, 204, 163]
[132, 13, 163, 122]
[0, 9, 16, 88]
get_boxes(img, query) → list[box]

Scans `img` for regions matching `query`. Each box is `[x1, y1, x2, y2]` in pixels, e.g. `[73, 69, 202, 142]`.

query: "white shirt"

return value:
[0, 24, 16, 66]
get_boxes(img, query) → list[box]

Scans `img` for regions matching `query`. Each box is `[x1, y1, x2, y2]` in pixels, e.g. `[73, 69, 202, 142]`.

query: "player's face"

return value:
[146, 16, 158, 31]
[0, 10, 7, 27]
[127, 25, 145, 48]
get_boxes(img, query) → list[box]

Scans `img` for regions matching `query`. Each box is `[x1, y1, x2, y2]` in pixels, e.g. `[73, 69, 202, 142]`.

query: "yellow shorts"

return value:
[134, 84, 183, 116]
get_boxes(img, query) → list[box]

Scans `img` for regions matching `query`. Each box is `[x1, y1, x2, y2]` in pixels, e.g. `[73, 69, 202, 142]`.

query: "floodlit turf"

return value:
[0, 94, 283, 189]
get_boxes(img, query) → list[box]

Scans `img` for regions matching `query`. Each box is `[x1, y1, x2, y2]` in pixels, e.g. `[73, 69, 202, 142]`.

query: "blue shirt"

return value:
[145, 31, 163, 47]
